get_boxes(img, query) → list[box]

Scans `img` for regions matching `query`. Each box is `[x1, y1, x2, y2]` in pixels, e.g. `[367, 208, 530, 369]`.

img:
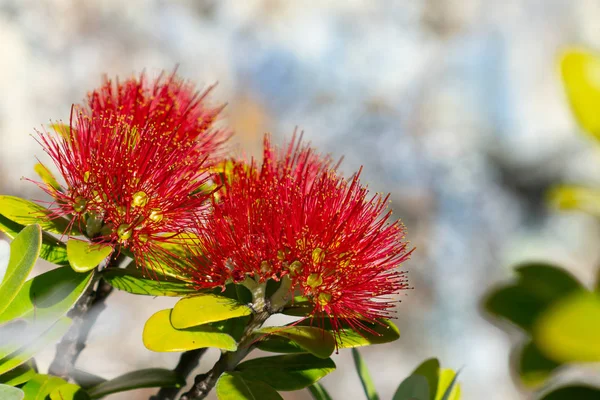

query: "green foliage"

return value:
[0, 196, 75, 235]
[0, 384, 24, 400]
[0, 225, 41, 316]
[86, 368, 184, 399]
[143, 309, 237, 352]
[49, 383, 90, 400]
[352, 349, 380, 400]
[216, 372, 283, 400]
[437, 369, 460, 400]
[392, 358, 461, 400]
[308, 383, 332, 400]
[33, 162, 62, 193]
[255, 326, 335, 359]
[171, 293, 253, 328]
[296, 318, 400, 349]
[66, 239, 112, 273]
[548, 186, 600, 216]
[393, 374, 430, 400]
[0, 363, 35, 386]
[21, 374, 68, 400]
[540, 385, 600, 399]
[235, 354, 336, 391]
[516, 341, 561, 388]
[102, 267, 196, 296]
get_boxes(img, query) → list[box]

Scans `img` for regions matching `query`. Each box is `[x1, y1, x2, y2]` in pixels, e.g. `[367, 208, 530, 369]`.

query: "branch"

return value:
[150, 348, 208, 400]
[48, 278, 113, 379]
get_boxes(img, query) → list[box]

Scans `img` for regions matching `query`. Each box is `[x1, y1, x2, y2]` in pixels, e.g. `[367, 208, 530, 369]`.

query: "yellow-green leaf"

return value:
[0, 224, 41, 316]
[561, 49, 600, 139]
[0, 363, 35, 386]
[67, 239, 112, 273]
[21, 374, 67, 400]
[216, 372, 283, 400]
[548, 185, 600, 216]
[86, 368, 182, 399]
[0, 196, 74, 235]
[34, 163, 62, 193]
[49, 123, 71, 140]
[435, 369, 460, 400]
[171, 293, 252, 329]
[143, 309, 237, 352]
[50, 383, 90, 400]
[297, 318, 400, 349]
[534, 291, 600, 363]
[103, 268, 195, 297]
[255, 326, 335, 359]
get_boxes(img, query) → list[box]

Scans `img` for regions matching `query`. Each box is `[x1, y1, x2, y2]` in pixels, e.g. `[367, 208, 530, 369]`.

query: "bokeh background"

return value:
[1, 1, 600, 399]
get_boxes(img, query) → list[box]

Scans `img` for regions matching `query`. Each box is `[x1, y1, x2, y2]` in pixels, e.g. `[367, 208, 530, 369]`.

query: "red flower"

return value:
[37, 71, 227, 272]
[189, 134, 412, 337]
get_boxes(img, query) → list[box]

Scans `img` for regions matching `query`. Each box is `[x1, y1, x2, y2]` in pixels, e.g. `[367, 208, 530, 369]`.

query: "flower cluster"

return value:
[38, 72, 227, 271]
[188, 135, 412, 333]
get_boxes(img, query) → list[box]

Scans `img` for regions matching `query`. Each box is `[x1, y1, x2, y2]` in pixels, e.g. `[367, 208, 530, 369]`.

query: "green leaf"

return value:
[436, 369, 460, 400]
[103, 268, 195, 297]
[21, 374, 68, 400]
[87, 368, 183, 399]
[216, 372, 283, 400]
[49, 123, 71, 140]
[561, 49, 600, 139]
[393, 374, 430, 400]
[282, 297, 314, 317]
[0, 363, 35, 386]
[411, 358, 440, 400]
[297, 318, 400, 348]
[171, 293, 252, 329]
[49, 383, 90, 400]
[34, 163, 62, 193]
[67, 239, 112, 273]
[534, 291, 600, 363]
[0, 215, 68, 266]
[143, 309, 237, 352]
[0, 317, 72, 375]
[71, 369, 107, 390]
[352, 348, 380, 400]
[235, 354, 335, 391]
[0, 196, 74, 235]
[0, 266, 93, 325]
[0, 224, 41, 316]
[254, 326, 335, 359]
[540, 385, 600, 400]
[517, 341, 561, 388]
[0, 384, 24, 400]
[484, 263, 583, 332]
[308, 383, 333, 400]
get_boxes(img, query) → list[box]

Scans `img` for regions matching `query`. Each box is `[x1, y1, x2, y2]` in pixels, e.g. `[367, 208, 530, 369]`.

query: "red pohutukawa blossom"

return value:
[189, 134, 412, 336]
[36, 71, 228, 271]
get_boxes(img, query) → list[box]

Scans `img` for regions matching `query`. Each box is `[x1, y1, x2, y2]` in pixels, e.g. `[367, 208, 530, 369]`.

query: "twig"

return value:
[48, 278, 113, 379]
[150, 349, 208, 400]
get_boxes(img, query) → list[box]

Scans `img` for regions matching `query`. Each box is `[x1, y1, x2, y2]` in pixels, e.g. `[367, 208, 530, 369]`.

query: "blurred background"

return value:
[1, 1, 600, 399]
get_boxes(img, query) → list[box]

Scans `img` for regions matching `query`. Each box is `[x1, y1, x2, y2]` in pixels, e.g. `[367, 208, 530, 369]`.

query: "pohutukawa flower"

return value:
[36, 71, 228, 272]
[189, 134, 412, 337]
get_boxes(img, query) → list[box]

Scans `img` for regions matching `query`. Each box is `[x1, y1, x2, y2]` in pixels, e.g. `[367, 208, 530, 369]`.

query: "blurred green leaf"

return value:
[412, 358, 440, 400]
[0, 196, 75, 235]
[561, 49, 600, 139]
[103, 268, 195, 297]
[540, 385, 600, 399]
[308, 383, 333, 400]
[216, 372, 283, 400]
[235, 354, 335, 391]
[21, 374, 67, 400]
[255, 326, 335, 359]
[143, 309, 237, 352]
[49, 123, 71, 140]
[393, 374, 430, 400]
[71, 369, 107, 390]
[87, 368, 183, 399]
[352, 348, 380, 400]
[281, 297, 314, 317]
[0, 317, 72, 375]
[0, 384, 24, 400]
[67, 239, 112, 273]
[534, 291, 600, 363]
[0, 215, 68, 266]
[49, 383, 90, 400]
[0, 266, 93, 325]
[33, 163, 61, 193]
[517, 341, 562, 388]
[0, 224, 41, 316]
[171, 293, 252, 329]
[436, 369, 460, 400]
[0, 363, 35, 386]
[484, 263, 583, 332]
